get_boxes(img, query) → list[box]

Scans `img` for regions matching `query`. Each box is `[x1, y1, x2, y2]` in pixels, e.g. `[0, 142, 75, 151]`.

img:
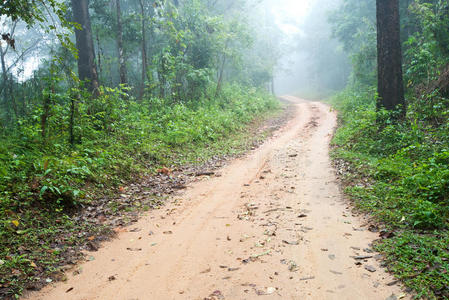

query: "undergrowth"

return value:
[0, 84, 280, 298]
[331, 85, 449, 299]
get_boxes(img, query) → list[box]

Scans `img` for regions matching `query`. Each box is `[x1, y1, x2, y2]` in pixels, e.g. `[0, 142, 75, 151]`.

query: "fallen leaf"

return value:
[300, 276, 315, 281]
[113, 227, 127, 233]
[163, 231, 173, 234]
[108, 275, 116, 281]
[364, 265, 376, 272]
[200, 267, 211, 274]
[65, 287, 74, 293]
[353, 255, 373, 260]
[126, 247, 142, 251]
[288, 261, 298, 272]
[282, 240, 299, 245]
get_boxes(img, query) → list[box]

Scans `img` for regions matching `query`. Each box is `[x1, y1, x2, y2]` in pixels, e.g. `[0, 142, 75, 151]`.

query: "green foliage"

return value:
[375, 232, 449, 299]
[0, 83, 279, 298]
[331, 86, 449, 298]
[329, 0, 376, 85]
[404, 0, 449, 88]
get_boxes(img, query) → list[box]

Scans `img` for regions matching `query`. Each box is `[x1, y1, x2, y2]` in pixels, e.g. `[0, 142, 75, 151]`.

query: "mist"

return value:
[262, 0, 352, 97]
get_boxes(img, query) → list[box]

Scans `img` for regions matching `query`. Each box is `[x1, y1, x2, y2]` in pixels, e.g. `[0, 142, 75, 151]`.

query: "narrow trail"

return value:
[26, 96, 406, 300]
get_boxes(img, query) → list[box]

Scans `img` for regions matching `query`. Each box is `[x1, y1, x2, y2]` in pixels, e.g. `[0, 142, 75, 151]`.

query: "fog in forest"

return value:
[266, 0, 351, 97]
[1, 0, 351, 98]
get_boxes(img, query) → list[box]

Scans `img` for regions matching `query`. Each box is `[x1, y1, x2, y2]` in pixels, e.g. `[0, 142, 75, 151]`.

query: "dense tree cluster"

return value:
[0, 0, 278, 133]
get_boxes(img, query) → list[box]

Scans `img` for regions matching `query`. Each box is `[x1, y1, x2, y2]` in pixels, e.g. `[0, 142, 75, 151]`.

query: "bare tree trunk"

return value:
[139, 0, 148, 99]
[71, 0, 100, 96]
[158, 53, 166, 98]
[41, 86, 53, 141]
[376, 0, 405, 116]
[215, 53, 226, 98]
[69, 94, 78, 145]
[96, 29, 102, 80]
[115, 0, 127, 85]
[0, 46, 18, 121]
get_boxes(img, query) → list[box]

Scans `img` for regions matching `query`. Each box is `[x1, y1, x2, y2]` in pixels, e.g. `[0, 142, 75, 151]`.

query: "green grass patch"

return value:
[331, 86, 449, 299]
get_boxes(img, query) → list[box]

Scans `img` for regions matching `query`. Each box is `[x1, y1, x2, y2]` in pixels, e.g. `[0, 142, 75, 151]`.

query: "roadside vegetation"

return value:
[329, 0, 449, 298]
[0, 0, 282, 298]
[0, 85, 280, 298]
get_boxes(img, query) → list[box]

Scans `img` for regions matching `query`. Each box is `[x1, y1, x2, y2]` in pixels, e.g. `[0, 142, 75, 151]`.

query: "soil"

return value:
[24, 96, 408, 300]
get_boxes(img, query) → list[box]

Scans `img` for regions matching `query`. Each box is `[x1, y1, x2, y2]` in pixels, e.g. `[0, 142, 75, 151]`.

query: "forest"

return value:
[0, 0, 448, 299]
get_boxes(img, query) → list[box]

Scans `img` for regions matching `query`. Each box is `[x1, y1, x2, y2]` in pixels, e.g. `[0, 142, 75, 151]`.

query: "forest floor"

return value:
[24, 96, 409, 300]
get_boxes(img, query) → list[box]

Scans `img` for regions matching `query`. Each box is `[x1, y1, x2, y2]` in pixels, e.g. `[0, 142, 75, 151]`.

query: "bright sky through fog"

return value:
[271, 0, 314, 35]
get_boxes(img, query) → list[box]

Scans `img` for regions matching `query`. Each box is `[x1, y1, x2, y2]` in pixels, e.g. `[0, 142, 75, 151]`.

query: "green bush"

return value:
[331, 85, 449, 298]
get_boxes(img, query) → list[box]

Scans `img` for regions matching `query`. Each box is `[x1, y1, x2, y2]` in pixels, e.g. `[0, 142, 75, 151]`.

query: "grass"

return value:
[0, 84, 283, 299]
[330, 86, 449, 299]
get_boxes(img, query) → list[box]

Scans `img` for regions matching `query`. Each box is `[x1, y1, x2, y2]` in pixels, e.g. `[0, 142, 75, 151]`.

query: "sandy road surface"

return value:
[26, 96, 406, 300]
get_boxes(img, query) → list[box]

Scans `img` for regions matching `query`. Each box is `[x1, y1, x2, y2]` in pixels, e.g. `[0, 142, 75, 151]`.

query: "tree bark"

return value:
[215, 53, 226, 98]
[41, 85, 54, 142]
[115, 0, 127, 85]
[71, 0, 100, 96]
[376, 0, 405, 116]
[139, 0, 148, 99]
[96, 29, 102, 80]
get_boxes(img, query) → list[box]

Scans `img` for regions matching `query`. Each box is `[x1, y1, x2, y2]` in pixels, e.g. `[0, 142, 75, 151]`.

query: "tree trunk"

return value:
[139, 0, 148, 99]
[69, 93, 78, 145]
[376, 0, 405, 116]
[71, 0, 99, 96]
[215, 53, 226, 98]
[96, 29, 102, 80]
[41, 91, 50, 141]
[0, 44, 18, 122]
[115, 0, 127, 85]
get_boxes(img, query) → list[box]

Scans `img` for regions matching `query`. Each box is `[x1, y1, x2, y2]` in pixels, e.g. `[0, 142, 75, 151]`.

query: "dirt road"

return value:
[26, 97, 406, 300]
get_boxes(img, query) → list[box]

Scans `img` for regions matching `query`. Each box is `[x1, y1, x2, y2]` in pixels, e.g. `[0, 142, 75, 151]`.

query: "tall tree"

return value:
[115, 0, 127, 85]
[71, 0, 99, 95]
[139, 0, 148, 99]
[376, 0, 405, 116]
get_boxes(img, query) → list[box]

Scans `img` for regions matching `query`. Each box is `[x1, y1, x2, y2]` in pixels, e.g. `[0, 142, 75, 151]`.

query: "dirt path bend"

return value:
[26, 96, 406, 300]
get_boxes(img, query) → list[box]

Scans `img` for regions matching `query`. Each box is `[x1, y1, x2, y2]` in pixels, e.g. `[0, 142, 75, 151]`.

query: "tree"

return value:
[376, 0, 405, 116]
[139, 0, 148, 99]
[71, 0, 99, 95]
[115, 0, 127, 85]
